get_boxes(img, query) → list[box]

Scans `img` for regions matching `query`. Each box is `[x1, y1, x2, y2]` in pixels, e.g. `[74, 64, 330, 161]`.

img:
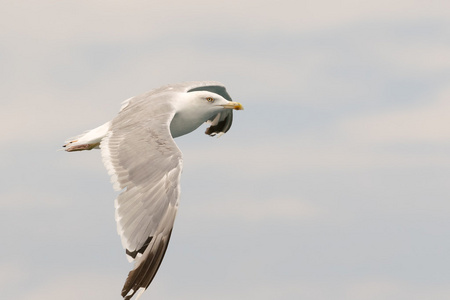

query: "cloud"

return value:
[344, 278, 450, 300]
[338, 87, 450, 144]
[183, 196, 324, 223]
[2, 0, 449, 44]
[19, 271, 124, 300]
[0, 263, 28, 296]
[0, 190, 64, 210]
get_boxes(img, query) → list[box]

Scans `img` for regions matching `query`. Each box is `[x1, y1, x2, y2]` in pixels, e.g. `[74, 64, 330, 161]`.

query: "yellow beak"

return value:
[221, 101, 244, 110]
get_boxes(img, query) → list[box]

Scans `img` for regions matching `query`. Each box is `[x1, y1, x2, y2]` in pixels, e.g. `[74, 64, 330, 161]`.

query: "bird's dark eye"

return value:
[206, 97, 214, 102]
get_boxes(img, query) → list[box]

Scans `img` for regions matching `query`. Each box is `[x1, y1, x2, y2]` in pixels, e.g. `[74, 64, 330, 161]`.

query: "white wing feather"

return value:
[100, 97, 182, 300]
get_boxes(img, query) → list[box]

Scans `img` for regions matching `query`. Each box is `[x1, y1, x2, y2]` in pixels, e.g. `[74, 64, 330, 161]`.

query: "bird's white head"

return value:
[169, 84, 243, 138]
[183, 90, 243, 114]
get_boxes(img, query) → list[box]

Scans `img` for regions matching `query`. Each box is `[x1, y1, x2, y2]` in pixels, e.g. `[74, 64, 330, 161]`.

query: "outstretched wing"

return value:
[100, 100, 182, 300]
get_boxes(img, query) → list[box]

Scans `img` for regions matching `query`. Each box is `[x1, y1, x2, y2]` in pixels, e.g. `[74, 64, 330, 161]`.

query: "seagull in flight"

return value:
[63, 81, 243, 299]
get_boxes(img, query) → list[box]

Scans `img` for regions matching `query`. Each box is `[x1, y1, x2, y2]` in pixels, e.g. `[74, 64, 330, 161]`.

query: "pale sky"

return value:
[2, 1, 450, 299]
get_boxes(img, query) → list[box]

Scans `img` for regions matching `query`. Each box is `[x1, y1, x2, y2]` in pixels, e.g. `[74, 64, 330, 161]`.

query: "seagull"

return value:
[63, 81, 243, 300]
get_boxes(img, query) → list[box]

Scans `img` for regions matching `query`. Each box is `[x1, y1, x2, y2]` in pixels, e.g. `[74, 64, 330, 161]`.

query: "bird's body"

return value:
[64, 81, 243, 300]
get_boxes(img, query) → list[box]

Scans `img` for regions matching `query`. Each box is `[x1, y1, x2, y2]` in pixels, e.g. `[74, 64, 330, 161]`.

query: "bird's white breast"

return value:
[169, 110, 208, 138]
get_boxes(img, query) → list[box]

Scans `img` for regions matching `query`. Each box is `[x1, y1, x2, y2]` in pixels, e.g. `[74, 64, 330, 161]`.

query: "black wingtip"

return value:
[121, 230, 173, 300]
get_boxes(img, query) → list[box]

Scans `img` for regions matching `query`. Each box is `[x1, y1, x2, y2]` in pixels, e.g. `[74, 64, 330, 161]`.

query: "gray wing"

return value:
[100, 99, 182, 300]
[205, 110, 233, 136]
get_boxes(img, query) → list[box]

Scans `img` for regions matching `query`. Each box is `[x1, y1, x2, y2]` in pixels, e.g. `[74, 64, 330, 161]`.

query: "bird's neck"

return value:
[169, 110, 206, 138]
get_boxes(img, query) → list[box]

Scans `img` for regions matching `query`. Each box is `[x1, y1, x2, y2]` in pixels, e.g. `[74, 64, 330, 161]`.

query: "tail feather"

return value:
[63, 121, 111, 152]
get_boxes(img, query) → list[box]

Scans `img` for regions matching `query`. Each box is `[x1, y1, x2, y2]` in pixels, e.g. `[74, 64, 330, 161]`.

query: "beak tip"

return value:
[222, 101, 244, 110]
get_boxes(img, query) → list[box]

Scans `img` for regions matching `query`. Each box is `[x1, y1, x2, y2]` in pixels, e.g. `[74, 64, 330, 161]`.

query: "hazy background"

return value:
[2, 1, 450, 299]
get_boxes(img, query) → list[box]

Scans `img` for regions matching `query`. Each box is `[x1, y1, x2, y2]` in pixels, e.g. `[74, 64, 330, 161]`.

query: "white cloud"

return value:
[183, 196, 324, 223]
[19, 271, 124, 300]
[344, 278, 450, 300]
[182, 130, 450, 179]
[0, 89, 117, 146]
[0, 263, 28, 293]
[144, 277, 450, 300]
[0, 190, 64, 210]
[339, 88, 450, 144]
[2, 0, 449, 43]
[377, 38, 450, 73]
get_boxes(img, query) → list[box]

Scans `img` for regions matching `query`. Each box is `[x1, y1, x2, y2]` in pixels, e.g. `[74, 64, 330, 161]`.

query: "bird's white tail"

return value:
[63, 121, 111, 152]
